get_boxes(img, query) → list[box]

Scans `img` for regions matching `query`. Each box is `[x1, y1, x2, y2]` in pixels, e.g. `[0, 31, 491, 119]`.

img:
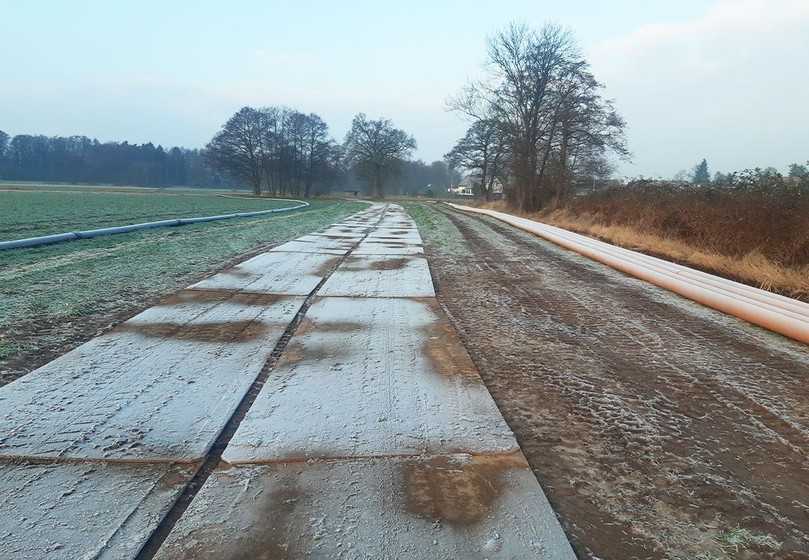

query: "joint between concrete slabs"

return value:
[219, 448, 527, 468]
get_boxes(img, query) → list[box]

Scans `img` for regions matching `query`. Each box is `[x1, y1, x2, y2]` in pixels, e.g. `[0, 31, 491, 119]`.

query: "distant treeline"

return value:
[205, 106, 459, 197]
[0, 124, 456, 196]
[0, 130, 234, 188]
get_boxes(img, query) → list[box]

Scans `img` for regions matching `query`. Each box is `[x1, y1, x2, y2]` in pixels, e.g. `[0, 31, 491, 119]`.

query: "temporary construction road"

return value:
[0, 204, 576, 559]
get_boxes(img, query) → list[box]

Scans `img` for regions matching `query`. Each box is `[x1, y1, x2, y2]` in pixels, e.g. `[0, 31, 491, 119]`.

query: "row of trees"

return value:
[447, 23, 628, 210]
[679, 158, 809, 186]
[389, 159, 461, 197]
[205, 106, 340, 197]
[0, 130, 230, 187]
[0, 116, 447, 197]
[205, 108, 424, 197]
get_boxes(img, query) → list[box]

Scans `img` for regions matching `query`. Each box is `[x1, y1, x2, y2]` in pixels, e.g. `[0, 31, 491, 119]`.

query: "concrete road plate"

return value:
[331, 222, 376, 229]
[190, 252, 341, 295]
[366, 228, 423, 242]
[223, 297, 516, 463]
[318, 256, 435, 298]
[154, 454, 576, 560]
[377, 217, 417, 229]
[295, 234, 358, 249]
[309, 229, 366, 239]
[353, 240, 424, 256]
[271, 240, 348, 255]
[1, 460, 194, 560]
[317, 228, 369, 237]
[0, 292, 305, 462]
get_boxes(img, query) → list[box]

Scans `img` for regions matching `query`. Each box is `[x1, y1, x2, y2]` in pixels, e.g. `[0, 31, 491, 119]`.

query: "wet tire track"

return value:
[421, 203, 809, 559]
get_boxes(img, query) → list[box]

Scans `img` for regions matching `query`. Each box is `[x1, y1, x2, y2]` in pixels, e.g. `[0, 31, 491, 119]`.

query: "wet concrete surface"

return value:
[0, 203, 575, 559]
[420, 203, 809, 559]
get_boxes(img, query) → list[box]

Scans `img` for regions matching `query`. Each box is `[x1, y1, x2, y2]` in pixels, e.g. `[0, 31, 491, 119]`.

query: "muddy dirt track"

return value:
[418, 203, 809, 560]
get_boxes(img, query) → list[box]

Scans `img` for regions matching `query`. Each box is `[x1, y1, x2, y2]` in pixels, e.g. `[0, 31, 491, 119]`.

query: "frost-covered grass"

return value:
[716, 528, 781, 554]
[0, 186, 300, 240]
[401, 202, 468, 256]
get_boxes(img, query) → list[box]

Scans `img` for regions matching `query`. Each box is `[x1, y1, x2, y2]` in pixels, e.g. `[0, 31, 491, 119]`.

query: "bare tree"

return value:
[549, 64, 628, 203]
[445, 119, 508, 201]
[206, 106, 342, 196]
[301, 113, 330, 197]
[449, 23, 628, 211]
[205, 107, 267, 194]
[343, 113, 416, 198]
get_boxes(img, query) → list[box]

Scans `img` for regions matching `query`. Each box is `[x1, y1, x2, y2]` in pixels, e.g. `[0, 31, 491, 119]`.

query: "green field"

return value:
[0, 187, 302, 240]
[0, 187, 365, 384]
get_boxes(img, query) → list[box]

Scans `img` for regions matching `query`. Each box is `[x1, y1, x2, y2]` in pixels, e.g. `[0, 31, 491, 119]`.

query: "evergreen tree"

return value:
[788, 163, 808, 178]
[692, 158, 710, 184]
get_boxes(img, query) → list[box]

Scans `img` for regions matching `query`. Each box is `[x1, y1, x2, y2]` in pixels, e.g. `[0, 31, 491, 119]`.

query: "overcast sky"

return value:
[2, 0, 807, 177]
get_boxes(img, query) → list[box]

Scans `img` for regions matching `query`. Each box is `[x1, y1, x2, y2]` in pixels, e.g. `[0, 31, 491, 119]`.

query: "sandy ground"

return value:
[416, 203, 809, 560]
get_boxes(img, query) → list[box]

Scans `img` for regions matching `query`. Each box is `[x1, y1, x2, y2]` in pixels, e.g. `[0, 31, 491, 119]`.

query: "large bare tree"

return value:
[343, 113, 416, 198]
[450, 23, 628, 211]
[205, 107, 267, 194]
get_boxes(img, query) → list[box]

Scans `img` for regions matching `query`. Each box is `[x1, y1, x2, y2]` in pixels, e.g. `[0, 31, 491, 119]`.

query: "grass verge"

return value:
[465, 199, 809, 300]
[0, 187, 302, 240]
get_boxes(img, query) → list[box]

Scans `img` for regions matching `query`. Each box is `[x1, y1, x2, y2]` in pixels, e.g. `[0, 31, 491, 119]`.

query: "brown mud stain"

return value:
[160, 289, 288, 308]
[281, 340, 307, 365]
[419, 312, 482, 383]
[184, 471, 308, 560]
[220, 267, 254, 278]
[156, 466, 193, 490]
[312, 256, 343, 277]
[319, 234, 353, 240]
[368, 257, 410, 271]
[235, 476, 306, 560]
[403, 453, 528, 526]
[279, 337, 351, 366]
[295, 316, 365, 337]
[116, 319, 269, 343]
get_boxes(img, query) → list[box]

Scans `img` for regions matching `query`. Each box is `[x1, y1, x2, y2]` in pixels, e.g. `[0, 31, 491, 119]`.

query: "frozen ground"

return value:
[410, 202, 809, 560]
[0, 203, 574, 559]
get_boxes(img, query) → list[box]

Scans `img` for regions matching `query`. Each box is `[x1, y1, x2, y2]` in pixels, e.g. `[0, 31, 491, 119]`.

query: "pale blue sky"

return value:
[2, 1, 807, 177]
